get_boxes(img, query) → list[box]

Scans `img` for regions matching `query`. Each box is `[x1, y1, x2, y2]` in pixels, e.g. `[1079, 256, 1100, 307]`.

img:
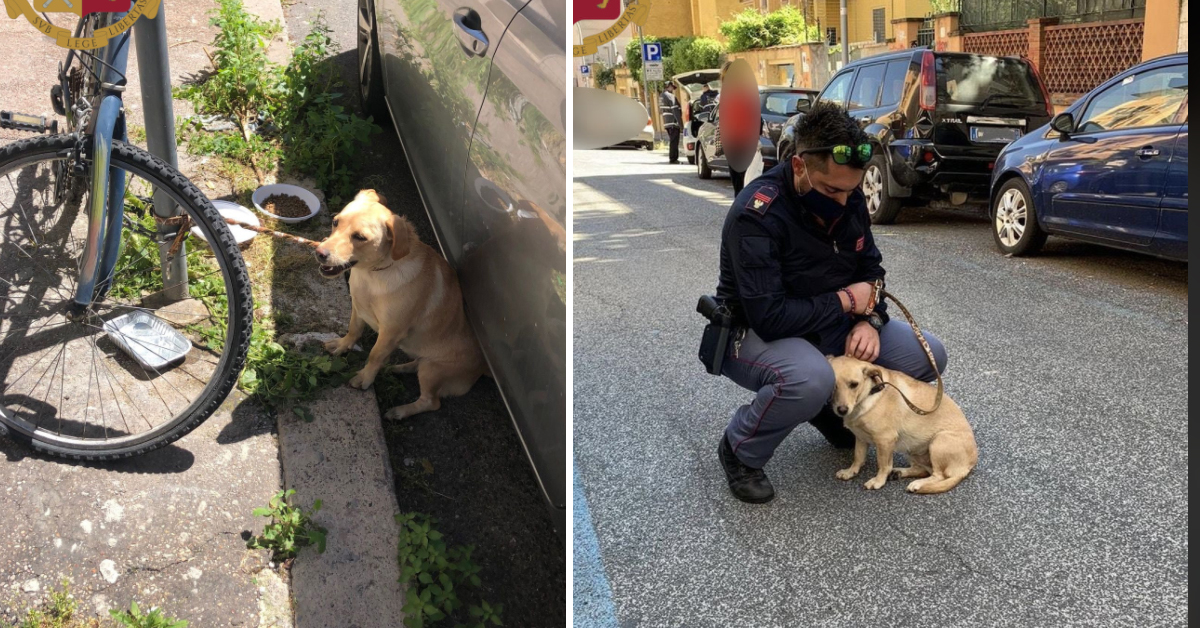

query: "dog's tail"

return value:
[907, 473, 969, 495]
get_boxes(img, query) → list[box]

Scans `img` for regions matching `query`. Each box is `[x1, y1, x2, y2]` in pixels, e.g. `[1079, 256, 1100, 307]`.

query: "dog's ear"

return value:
[387, 213, 411, 260]
[863, 366, 884, 387]
[356, 189, 389, 206]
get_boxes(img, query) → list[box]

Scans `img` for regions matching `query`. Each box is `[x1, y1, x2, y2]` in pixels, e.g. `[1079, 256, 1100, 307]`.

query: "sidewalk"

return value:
[1, 2, 405, 626]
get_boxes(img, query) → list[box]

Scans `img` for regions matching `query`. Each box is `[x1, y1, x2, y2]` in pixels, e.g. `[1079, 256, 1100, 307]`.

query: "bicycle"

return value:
[0, 7, 253, 460]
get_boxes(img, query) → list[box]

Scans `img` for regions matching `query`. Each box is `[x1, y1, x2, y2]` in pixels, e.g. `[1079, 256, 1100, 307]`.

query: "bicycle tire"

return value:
[0, 134, 253, 460]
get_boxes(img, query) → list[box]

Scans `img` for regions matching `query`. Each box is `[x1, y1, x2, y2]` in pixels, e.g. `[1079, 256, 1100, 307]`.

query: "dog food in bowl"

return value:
[262, 194, 311, 218]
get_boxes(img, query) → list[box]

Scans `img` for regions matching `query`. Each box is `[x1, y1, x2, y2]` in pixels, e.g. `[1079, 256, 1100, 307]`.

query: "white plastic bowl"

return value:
[194, 200, 259, 247]
[252, 184, 321, 223]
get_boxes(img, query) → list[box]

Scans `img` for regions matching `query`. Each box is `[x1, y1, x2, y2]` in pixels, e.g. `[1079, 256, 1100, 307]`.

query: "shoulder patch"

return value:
[745, 185, 778, 215]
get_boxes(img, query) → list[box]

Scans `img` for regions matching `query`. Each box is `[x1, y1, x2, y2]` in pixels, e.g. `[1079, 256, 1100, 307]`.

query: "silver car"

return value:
[358, 0, 566, 533]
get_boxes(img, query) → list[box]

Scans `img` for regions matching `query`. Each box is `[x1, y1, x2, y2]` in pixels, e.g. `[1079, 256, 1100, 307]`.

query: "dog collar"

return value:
[371, 262, 395, 272]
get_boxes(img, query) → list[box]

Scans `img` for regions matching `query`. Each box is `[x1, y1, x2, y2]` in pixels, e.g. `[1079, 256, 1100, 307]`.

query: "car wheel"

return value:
[698, 145, 712, 179]
[863, 155, 901, 225]
[357, 0, 389, 125]
[992, 178, 1047, 256]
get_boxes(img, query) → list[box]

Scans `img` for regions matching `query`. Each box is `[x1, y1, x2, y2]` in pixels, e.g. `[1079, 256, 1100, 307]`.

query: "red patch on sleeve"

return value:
[856, 236, 865, 252]
[746, 185, 778, 215]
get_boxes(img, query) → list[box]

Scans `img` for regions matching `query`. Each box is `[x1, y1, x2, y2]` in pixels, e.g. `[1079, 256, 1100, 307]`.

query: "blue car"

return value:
[990, 53, 1187, 261]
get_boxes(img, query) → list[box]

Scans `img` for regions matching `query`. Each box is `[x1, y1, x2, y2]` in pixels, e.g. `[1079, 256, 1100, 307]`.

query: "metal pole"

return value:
[134, 4, 187, 300]
[840, 0, 850, 68]
[636, 25, 653, 114]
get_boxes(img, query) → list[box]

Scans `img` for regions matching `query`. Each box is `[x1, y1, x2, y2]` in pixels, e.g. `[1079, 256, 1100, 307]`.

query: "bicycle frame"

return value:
[65, 8, 184, 317]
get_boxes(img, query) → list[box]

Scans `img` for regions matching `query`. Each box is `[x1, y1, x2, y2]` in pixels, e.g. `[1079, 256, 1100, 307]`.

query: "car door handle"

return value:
[453, 8, 489, 57]
[859, 116, 873, 125]
[1135, 147, 1161, 158]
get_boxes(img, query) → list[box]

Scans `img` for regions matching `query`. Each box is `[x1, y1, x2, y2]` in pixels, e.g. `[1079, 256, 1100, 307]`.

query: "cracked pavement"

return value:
[572, 148, 1188, 627]
[1, 6, 290, 624]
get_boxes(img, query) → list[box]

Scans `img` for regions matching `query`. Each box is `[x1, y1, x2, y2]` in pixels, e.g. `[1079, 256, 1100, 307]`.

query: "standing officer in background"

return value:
[661, 83, 682, 165]
[712, 102, 949, 504]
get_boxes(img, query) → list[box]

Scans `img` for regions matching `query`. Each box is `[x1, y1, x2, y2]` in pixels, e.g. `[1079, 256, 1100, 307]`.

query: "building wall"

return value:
[643, 0, 698, 38]
[1143, 0, 1183, 60]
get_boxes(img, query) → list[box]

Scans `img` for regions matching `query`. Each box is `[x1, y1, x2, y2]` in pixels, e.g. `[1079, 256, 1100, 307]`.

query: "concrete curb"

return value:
[277, 387, 405, 628]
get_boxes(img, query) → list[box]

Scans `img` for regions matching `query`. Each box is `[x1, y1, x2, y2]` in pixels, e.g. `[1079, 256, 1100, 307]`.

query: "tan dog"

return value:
[827, 356, 978, 494]
[316, 190, 487, 420]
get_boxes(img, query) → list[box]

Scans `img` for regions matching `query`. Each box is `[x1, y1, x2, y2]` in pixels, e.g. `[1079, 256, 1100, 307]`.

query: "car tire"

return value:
[992, 178, 1048, 256]
[697, 145, 712, 179]
[357, 0, 390, 126]
[863, 155, 902, 225]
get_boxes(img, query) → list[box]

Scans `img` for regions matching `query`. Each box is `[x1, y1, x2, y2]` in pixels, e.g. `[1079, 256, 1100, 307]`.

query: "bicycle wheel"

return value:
[0, 134, 253, 459]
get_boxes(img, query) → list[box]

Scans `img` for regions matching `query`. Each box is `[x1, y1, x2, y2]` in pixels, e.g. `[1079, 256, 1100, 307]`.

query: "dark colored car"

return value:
[760, 86, 817, 145]
[990, 53, 1187, 261]
[777, 50, 1054, 224]
[694, 86, 795, 179]
[358, 0, 566, 533]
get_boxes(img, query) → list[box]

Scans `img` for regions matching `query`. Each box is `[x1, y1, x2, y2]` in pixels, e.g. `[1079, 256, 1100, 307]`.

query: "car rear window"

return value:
[937, 55, 1046, 109]
[763, 92, 811, 115]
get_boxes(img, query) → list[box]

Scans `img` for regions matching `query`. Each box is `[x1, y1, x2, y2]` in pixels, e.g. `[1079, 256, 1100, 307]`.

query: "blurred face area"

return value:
[791, 154, 866, 208]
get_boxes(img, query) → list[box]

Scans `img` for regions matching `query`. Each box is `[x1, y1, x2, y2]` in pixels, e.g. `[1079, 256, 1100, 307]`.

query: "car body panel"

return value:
[370, 0, 566, 533]
[991, 53, 1189, 261]
[375, 0, 526, 265]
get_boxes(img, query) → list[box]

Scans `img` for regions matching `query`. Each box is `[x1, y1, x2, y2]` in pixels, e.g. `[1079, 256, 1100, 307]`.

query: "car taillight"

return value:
[1025, 59, 1055, 117]
[919, 51, 936, 112]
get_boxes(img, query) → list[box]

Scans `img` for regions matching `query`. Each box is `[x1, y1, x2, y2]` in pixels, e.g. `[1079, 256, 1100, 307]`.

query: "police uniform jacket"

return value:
[716, 160, 890, 348]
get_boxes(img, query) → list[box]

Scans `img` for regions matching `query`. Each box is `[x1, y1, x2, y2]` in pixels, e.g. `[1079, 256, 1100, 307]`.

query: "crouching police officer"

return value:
[707, 102, 948, 504]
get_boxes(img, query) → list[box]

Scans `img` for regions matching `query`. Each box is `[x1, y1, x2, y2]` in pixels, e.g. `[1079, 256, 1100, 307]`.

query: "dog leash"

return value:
[867, 279, 944, 416]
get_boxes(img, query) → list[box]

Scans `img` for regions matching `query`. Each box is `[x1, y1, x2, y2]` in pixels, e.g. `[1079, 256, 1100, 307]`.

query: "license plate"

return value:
[970, 126, 1022, 144]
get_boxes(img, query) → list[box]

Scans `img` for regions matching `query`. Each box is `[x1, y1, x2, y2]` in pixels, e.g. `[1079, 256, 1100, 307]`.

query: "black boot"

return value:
[718, 434, 775, 504]
[809, 406, 856, 449]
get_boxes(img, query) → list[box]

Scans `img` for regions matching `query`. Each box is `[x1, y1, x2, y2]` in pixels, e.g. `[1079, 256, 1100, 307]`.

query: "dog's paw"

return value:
[383, 407, 406, 421]
[324, 339, 348, 356]
[347, 371, 375, 390]
[863, 476, 887, 490]
[835, 468, 859, 481]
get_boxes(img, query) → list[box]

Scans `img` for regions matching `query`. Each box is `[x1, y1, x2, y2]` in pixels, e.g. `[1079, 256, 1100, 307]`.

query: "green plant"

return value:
[238, 333, 358, 408]
[176, 1, 378, 204]
[396, 513, 502, 628]
[6, 581, 102, 628]
[247, 489, 327, 561]
[592, 62, 616, 88]
[720, 6, 820, 53]
[669, 37, 726, 76]
[109, 602, 188, 628]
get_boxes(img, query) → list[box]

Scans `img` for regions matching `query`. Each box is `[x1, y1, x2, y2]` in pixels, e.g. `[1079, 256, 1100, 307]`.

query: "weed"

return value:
[176, 0, 379, 205]
[4, 581, 102, 628]
[247, 489, 327, 561]
[108, 602, 188, 628]
[396, 513, 503, 628]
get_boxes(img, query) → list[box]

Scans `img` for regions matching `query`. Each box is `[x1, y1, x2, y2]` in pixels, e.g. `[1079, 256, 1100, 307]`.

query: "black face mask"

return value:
[799, 166, 846, 223]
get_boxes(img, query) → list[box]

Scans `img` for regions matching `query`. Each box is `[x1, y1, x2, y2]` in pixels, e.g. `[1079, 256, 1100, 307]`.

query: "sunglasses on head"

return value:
[799, 144, 874, 166]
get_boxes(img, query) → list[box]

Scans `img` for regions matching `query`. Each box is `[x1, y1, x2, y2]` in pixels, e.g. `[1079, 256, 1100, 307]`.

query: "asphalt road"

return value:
[572, 148, 1188, 627]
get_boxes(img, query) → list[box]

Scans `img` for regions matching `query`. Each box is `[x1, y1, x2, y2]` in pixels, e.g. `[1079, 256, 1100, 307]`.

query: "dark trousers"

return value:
[730, 168, 746, 196]
[667, 127, 680, 164]
[721, 322, 948, 468]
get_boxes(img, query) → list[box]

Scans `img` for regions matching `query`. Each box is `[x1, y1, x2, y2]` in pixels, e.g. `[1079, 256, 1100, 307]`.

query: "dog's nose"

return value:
[315, 247, 329, 263]
[835, 405, 848, 416]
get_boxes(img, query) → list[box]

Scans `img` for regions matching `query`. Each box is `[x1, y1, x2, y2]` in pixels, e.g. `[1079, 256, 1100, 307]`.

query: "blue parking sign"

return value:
[580, 64, 590, 75]
[642, 43, 662, 62]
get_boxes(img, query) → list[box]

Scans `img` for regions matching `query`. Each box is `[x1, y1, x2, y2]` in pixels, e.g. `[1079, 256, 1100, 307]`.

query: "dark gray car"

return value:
[358, 0, 566, 534]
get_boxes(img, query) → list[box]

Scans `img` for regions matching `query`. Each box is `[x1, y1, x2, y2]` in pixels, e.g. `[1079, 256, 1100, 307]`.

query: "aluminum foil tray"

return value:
[102, 310, 192, 371]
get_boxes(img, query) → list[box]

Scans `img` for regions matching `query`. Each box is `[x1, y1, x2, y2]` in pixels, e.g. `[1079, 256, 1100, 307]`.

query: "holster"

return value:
[697, 296, 735, 376]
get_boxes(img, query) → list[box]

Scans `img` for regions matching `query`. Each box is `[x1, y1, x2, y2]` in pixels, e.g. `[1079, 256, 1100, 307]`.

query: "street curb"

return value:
[278, 387, 405, 628]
